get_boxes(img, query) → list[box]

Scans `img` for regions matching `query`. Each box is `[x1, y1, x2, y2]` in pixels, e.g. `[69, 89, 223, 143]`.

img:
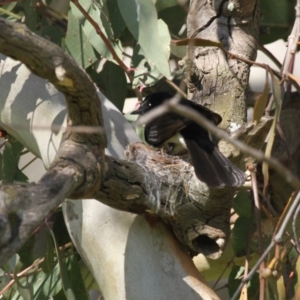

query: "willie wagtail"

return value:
[131, 92, 245, 187]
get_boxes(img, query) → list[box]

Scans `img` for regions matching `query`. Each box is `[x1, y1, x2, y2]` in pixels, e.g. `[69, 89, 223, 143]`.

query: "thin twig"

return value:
[212, 255, 235, 289]
[292, 203, 300, 251]
[20, 156, 38, 172]
[258, 42, 282, 69]
[231, 191, 300, 300]
[251, 171, 265, 300]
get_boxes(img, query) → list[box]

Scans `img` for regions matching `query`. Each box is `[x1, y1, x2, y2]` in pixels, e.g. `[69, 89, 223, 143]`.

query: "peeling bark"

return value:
[186, 0, 259, 129]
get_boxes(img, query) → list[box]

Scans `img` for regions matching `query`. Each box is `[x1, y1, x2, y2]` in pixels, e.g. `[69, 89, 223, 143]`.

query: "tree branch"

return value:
[0, 167, 83, 266]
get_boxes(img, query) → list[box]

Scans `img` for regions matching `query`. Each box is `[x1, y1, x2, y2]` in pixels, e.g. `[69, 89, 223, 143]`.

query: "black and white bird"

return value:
[131, 92, 245, 187]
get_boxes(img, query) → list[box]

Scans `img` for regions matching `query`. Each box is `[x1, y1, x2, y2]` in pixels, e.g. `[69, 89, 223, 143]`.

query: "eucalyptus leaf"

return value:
[0, 2, 18, 12]
[158, 5, 187, 38]
[2, 254, 20, 274]
[2, 139, 26, 183]
[260, 0, 296, 44]
[64, 256, 89, 300]
[10, 264, 63, 300]
[118, 0, 171, 78]
[171, 37, 224, 49]
[39, 21, 65, 46]
[49, 229, 76, 300]
[0, 269, 11, 292]
[65, 9, 97, 69]
[132, 44, 164, 88]
[41, 233, 56, 274]
[70, 1, 123, 64]
[253, 76, 270, 125]
[232, 191, 252, 218]
[231, 217, 252, 257]
[97, 61, 127, 111]
[107, 0, 126, 39]
[155, 0, 178, 11]
[14, 267, 33, 300]
[262, 71, 282, 190]
[21, 0, 38, 32]
[228, 266, 259, 298]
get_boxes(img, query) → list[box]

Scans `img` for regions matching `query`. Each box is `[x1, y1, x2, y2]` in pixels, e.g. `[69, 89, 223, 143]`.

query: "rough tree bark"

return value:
[4, 0, 299, 298]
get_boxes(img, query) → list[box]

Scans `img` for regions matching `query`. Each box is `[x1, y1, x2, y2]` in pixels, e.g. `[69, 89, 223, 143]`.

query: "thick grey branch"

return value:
[0, 165, 83, 266]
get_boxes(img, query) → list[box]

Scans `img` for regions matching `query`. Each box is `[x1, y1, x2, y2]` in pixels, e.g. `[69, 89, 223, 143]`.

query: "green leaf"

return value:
[49, 229, 76, 300]
[228, 265, 259, 298]
[253, 77, 270, 125]
[1, 254, 19, 296]
[14, 169, 29, 183]
[53, 289, 68, 300]
[18, 226, 53, 269]
[132, 45, 164, 88]
[155, 0, 178, 11]
[170, 43, 186, 59]
[14, 267, 33, 300]
[233, 191, 252, 218]
[0, 2, 19, 19]
[18, 235, 36, 268]
[107, 0, 126, 39]
[159, 5, 187, 38]
[293, 255, 300, 298]
[171, 37, 224, 49]
[97, 61, 127, 111]
[262, 71, 282, 190]
[0, 152, 2, 180]
[41, 233, 56, 274]
[231, 217, 252, 257]
[131, 19, 170, 88]
[64, 9, 97, 69]
[118, 0, 171, 78]
[78, 260, 99, 291]
[70, 1, 124, 64]
[0, 269, 10, 293]
[2, 139, 26, 183]
[39, 21, 65, 46]
[2, 254, 20, 274]
[64, 256, 89, 300]
[21, 0, 38, 32]
[10, 263, 62, 299]
[34, 264, 62, 300]
[260, 0, 295, 44]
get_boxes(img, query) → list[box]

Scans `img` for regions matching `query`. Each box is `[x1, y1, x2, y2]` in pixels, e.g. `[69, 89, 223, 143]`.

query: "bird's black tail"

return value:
[181, 125, 245, 187]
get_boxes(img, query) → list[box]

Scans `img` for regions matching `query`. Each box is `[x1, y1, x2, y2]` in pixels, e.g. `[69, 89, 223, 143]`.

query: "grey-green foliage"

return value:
[0, 0, 298, 298]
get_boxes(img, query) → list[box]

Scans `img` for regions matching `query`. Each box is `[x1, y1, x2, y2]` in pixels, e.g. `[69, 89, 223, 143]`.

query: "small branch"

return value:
[281, 3, 300, 79]
[258, 42, 282, 69]
[20, 156, 38, 172]
[292, 202, 300, 251]
[231, 191, 300, 300]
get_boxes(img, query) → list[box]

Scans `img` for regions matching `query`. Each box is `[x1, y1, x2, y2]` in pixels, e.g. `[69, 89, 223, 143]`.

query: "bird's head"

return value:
[130, 92, 173, 115]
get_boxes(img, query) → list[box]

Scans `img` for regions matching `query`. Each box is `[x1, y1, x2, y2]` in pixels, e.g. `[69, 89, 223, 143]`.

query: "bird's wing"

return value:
[181, 124, 245, 187]
[145, 113, 190, 146]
